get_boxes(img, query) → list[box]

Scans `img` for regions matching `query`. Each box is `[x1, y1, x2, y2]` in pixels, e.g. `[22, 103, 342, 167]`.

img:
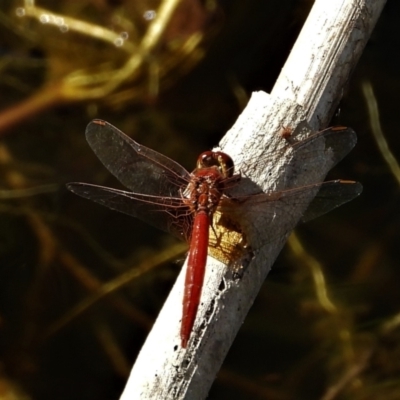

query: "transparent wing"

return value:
[301, 180, 362, 222]
[217, 180, 362, 253]
[288, 123, 357, 170]
[67, 183, 193, 242]
[234, 123, 358, 192]
[85, 119, 191, 197]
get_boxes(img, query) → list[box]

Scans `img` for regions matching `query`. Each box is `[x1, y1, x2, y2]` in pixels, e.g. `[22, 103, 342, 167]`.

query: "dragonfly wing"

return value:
[85, 120, 191, 196]
[67, 183, 193, 242]
[318, 126, 357, 168]
[221, 180, 362, 251]
[301, 180, 363, 222]
[234, 123, 358, 191]
[289, 123, 357, 174]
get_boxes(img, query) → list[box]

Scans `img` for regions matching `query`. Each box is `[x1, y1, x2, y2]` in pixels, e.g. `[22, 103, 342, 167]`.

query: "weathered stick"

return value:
[120, 1, 386, 399]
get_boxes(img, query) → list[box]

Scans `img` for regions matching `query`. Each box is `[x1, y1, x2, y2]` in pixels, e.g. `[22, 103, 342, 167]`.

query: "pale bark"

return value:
[120, 1, 386, 399]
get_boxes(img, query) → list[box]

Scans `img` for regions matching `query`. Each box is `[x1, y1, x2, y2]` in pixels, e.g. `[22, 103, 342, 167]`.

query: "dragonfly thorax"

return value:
[183, 167, 226, 216]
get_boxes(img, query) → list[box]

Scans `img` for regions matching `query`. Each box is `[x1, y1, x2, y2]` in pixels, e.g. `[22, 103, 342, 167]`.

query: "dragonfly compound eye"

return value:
[197, 151, 216, 168]
[197, 151, 234, 177]
[214, 152, 234, 178]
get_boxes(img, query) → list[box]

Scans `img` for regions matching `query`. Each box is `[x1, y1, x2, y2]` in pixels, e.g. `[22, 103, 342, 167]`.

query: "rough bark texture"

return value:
[120, 1, 386, 399]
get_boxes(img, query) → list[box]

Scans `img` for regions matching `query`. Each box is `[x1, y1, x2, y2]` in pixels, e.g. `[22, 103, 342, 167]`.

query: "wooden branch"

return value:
[119, 1, 386, 399]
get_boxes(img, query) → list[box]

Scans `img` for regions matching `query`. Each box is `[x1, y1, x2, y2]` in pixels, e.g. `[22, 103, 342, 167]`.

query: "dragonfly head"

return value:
[196, 151, 234, 178]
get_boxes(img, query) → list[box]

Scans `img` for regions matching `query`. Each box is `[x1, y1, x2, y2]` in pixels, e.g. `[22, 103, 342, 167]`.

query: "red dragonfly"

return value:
[67, 119, 362, 348]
